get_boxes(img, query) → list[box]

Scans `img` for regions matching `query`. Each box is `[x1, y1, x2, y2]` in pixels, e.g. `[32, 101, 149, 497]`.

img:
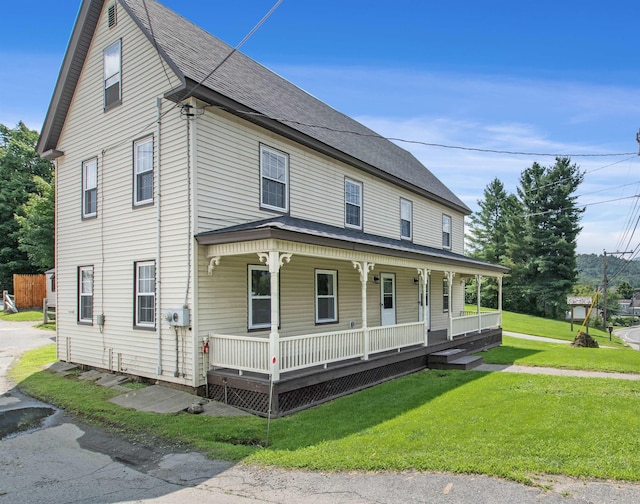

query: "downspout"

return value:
[189, 98, 200, 388]
[156, 97, 163, 376]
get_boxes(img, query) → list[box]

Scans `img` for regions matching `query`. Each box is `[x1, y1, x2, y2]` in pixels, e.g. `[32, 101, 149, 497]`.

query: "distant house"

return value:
[37, 0, 507, 415]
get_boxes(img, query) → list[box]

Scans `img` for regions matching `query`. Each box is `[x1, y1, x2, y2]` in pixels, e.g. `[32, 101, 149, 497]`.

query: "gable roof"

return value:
[38, 0, 471, 214]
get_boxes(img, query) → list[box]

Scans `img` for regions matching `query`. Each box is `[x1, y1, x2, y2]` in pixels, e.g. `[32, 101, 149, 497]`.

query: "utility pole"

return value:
[603, 250, 633, 337]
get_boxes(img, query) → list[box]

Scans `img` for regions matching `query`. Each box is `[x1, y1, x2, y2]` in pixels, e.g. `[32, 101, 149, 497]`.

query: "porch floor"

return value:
[207, 328, 501, 417]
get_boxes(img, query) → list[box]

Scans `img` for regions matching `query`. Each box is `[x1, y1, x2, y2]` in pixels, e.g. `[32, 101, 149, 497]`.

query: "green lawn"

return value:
[0, 310, 45, 322]
[11, 343, 640, 484]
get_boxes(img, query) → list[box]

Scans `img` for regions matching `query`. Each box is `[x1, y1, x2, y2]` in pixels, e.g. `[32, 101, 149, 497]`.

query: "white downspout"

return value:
[156, 97, 163, 376]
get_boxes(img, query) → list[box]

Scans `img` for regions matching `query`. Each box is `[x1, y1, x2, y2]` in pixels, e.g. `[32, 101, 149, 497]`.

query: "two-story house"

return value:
[38, 0, 508, 416]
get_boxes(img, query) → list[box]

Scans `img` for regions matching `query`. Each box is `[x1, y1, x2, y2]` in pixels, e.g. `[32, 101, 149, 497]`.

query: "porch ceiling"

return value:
[195, 216, 508, 276]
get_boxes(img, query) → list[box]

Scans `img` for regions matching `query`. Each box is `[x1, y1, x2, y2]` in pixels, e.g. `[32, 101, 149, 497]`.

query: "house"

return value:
[38, 0, 508, 416]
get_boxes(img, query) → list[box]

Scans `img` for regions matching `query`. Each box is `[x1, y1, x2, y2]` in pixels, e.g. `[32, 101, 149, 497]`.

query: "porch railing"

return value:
[451, 311, 501, 337]
[210, 315, 499, 379]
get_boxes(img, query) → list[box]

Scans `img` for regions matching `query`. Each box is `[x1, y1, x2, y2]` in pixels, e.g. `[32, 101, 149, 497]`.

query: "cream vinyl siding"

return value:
[195, 107, 466, 253]
[55, 4, 196, 385]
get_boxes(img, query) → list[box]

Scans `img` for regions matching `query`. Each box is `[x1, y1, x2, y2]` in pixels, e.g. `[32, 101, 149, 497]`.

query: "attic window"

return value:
[108, 3, 117, 28]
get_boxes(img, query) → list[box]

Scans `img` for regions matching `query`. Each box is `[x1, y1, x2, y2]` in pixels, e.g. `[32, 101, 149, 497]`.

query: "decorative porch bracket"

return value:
[417, 268, 430, 346]
[352, 261, 374, 360]
[258, 251, 292, 381]
[207, 256, 221, 275]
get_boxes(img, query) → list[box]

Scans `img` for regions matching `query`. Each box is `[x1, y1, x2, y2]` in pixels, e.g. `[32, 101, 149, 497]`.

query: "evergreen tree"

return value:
[0, 122, 54, 290]
[510, 157, 584, 318]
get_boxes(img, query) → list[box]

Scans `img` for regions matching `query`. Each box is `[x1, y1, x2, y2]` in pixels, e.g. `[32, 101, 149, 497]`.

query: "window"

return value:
[315, 270, 337, 324]
[249, 265, 271, 329]
[135, 261, 155, 328]
[103, 39, 121, 109]
[442, 214, 452, 249]
[78, 266, 93, 323]
[400, 199, 412, 240]
[443, 277, 449, 312]
[345, 178, 362, 229]
[82, 158, 97, 218]
[134, 136, 153, 206]
[260, 145, 288, 212]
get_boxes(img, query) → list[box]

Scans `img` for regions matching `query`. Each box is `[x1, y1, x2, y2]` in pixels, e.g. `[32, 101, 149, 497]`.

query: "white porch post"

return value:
[498, 275, 503, 327]
[447, 271, 454, 340]
[353, 261, 374, 360]
[258, 251, 292, 382]
[476, 274, 482, 333]
[418, 268, 430, 346]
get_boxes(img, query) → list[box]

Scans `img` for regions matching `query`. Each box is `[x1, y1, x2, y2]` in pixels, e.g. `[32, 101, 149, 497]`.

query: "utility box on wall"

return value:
[164, 308, 190, 326]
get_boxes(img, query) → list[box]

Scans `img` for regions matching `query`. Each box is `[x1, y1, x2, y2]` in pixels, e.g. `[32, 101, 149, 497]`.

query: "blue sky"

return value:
[2, 0, 640, 256]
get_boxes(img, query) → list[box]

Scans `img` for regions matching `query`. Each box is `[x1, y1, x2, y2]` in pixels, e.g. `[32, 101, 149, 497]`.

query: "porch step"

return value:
[429, 355, 484, 371]
[427, 348, 469, 364]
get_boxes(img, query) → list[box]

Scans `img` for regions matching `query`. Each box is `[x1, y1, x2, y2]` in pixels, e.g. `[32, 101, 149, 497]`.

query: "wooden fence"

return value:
[13, 274, 46, 309]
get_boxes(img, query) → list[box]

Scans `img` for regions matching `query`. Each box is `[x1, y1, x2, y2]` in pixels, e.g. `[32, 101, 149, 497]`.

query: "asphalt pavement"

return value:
[2, 319, 640, 503]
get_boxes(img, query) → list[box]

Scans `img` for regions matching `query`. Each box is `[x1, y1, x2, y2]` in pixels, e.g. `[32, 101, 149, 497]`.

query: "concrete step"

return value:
[429, 355, 484, 371]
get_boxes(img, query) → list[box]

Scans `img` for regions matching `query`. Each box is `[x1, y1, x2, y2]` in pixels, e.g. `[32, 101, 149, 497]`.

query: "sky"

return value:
[2, 0, 640, 256]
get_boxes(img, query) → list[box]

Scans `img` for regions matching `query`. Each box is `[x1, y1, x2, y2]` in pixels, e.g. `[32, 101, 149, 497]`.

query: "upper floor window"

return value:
[78, 266, 93, 324]
[260, 145, 288, 212]
[82, 158, 97, 218]
[400, 199, 412, 240]
[442, 214, 452, 249]
[249, 265, 271, 329]
[134, 136, 153, 206]
[135, 261, 155, 328]
[345, 178, 362, 229]
[315, 269, 338, 324]
[103, 39, 121, 110]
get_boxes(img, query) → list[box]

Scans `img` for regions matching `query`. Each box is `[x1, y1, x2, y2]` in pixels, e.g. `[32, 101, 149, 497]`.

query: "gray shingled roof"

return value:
[39, 0, 470, 214]
[196, 215, 508, 274]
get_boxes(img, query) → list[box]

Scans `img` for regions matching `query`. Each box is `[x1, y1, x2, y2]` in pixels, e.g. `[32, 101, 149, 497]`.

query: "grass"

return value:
[501, 310, 623, 347]
[483, 335, 640, 373]
[0, 310, 46, 322]
[10, 342, 640, 484]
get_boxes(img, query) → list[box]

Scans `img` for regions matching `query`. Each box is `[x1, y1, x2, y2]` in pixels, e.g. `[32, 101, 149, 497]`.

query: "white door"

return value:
[418, 277, 430, 329]
[380, 273, 396, 326]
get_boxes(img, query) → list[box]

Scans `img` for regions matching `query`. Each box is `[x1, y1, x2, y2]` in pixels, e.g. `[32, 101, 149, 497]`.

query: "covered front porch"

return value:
[196, 216, 507, 416]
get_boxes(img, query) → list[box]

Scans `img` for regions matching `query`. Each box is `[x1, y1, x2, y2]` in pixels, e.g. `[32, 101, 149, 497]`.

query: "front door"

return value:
[418, 277, 430, 329]
[380, 273, 396, 326]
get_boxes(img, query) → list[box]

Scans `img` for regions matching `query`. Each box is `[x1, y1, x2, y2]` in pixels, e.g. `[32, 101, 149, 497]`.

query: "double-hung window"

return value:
[260, 145, 288, 212]
[345, 178, 362, 229]
[134, 136, 153, 206]
[78, 266, 93, 323]
[82, 158, 97, 218]
[442, 214, 452, 249]
[248, 265, 271, 329]
[135, 261, 155, 328]
[315, 269, 337, 324]
[103, 39, 121, 110]
[400, 199, 412, 240]
[443, 277, 449, 312]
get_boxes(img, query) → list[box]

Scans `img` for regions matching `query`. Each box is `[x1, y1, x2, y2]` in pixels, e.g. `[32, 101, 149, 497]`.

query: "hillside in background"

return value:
[577, 254, 640, 289]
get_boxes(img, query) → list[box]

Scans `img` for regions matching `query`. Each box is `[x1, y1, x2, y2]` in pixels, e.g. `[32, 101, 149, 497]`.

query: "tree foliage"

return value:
[468, 157, 584, 319]
[15, 176, 54, 271]
[0, 122, 54, 290]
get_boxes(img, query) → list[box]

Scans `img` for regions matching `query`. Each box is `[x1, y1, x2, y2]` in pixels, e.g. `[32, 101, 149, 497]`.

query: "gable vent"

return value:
[108, 3, 117, 28]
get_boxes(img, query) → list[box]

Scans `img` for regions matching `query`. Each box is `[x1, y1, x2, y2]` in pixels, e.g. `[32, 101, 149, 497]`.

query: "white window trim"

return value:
[442, 214, 452, 250]
[248, 265, 271, 330]
[133, 136, 154, 206]
[135, 261, 156, 328]
[344, 178, 363, 230]
[82, 158, 97, 219]
[443, 277, 449, 312]
[260, 145, 289, 212]
[78, 266, 93, 324]
[103, 39, 122, 109]
[315, 269, 338, 324]
[400, 198, 412, 240]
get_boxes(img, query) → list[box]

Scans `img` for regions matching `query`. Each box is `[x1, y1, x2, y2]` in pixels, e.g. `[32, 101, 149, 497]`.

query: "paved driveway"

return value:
[2, 320, 640, 503]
